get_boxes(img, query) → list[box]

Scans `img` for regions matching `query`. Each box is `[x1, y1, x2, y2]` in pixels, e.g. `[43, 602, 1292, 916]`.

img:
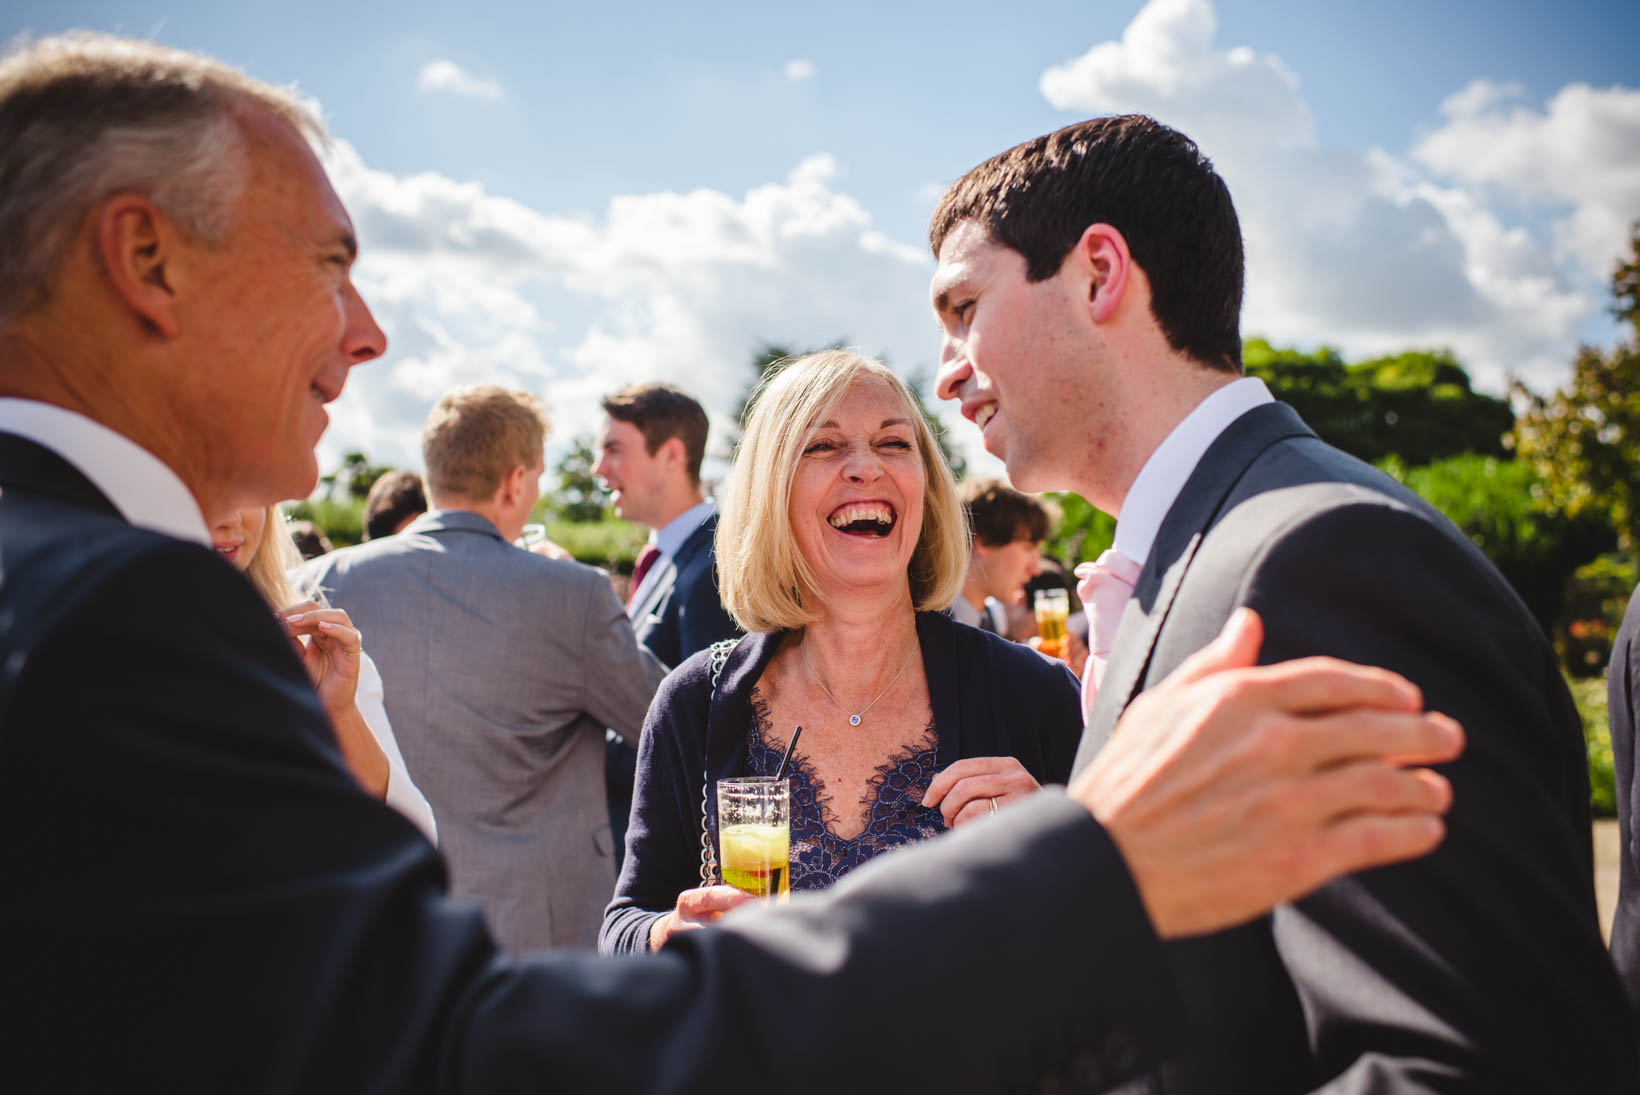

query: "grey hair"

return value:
[0, 31, 324, 322]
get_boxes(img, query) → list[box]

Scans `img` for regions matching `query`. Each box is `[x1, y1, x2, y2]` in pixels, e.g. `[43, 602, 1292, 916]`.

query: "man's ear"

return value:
[500, 463, 531, 508]
[93, 194, 185, 337]
[658, 435, 686, 472]
[1072, 223, 1132, 325]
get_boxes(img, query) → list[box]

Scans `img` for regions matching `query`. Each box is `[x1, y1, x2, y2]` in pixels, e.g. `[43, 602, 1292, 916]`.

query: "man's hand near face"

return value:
[1068, 608, 1463, 939]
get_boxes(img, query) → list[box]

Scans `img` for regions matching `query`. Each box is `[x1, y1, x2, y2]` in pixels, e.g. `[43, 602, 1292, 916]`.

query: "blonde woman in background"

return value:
[210, 505, 437, 843]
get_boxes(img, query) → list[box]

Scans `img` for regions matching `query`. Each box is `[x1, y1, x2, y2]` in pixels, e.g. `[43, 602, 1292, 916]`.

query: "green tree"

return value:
[1378, 453, 1613, 635]
[1510, 225, 1640, 549]
[317, 450, 393, 503]
[549, 435, 609, 523]
[727, 342, 966, 479]
[1244, 340, 1513, 466]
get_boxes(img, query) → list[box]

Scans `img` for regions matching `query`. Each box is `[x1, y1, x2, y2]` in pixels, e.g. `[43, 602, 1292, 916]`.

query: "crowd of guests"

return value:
[272, 360, 1101, 956]
[5, 29, 1637, 1092]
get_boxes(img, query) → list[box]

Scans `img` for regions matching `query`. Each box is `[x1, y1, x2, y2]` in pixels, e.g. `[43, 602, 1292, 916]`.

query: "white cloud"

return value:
[1412, 80, 1640, 278]
[783, 59, 817, 82]
[318, 143, 946, 480]
[1036, 0, 1634, 393]
[416, 60, 504, 101]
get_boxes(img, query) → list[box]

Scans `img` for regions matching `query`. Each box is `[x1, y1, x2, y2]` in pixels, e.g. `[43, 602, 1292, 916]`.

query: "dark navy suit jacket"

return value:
[2, 429, 1184, 1093]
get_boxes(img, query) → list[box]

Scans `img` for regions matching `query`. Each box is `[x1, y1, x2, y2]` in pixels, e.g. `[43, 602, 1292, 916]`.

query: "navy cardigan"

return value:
[599, 610, 1083, 955]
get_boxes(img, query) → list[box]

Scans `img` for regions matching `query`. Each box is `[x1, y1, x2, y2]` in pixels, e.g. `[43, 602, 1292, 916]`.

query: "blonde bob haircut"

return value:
[717, 350, 968, 633]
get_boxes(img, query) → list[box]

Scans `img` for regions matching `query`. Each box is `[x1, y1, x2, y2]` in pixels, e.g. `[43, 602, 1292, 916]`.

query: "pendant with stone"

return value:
[849, 714, 861, 726]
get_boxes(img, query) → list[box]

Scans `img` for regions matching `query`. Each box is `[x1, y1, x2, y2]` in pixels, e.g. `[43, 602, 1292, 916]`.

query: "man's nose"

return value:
[934, 338, 970, 403]
[343, 281, 387, 365]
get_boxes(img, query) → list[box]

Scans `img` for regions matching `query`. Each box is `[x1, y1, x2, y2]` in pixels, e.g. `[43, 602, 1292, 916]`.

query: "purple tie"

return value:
[1073, 548, 1142, 724]
[628, 544, 661, 610]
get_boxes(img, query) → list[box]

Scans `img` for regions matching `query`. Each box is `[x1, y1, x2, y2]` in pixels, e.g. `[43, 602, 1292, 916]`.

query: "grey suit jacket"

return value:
[1074, 402, 1635, 1091]
[305, 510, 667, 952]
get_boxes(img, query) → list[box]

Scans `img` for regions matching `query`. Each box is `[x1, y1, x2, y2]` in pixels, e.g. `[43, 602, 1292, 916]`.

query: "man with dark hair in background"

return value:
[362, 467, 426, 539]
[932, 113, 1634, 1090]
[953, 477, 1049, 636]
[594, 381, 740, 861]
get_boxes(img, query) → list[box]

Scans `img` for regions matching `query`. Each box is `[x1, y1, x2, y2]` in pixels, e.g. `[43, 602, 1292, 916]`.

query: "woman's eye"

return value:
[804, 440, 837, 455]
[878, 438, 913, 451]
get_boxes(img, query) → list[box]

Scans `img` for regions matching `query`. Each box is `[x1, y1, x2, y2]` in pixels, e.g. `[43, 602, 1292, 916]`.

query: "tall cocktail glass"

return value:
[716, 777, 790, 903]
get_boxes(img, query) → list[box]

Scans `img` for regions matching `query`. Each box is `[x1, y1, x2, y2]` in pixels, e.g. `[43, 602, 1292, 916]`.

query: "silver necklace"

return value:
[800, 637, 916, 727]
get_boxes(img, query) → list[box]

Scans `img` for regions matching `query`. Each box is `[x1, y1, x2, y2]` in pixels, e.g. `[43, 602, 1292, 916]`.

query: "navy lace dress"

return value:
[743, 692, 947, 890]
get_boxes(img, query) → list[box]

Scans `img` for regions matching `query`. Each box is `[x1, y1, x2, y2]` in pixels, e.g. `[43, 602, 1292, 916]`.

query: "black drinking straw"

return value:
[774, 726, 802, 780]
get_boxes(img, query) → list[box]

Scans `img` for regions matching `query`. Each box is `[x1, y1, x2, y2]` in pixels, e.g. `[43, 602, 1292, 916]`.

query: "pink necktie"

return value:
[1073, 548, 1142, 724]
[627, 543, 661, 610]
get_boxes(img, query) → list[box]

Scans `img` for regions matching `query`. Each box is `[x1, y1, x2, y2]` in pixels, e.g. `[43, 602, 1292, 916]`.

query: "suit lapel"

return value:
[1070, 403, 1317, 775]
[0, 432, 122, 519]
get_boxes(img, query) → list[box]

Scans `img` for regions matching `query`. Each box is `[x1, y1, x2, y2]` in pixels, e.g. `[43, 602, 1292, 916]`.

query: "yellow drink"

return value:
[719, 822, 791, 901]
[1035, 588, 1070, 660]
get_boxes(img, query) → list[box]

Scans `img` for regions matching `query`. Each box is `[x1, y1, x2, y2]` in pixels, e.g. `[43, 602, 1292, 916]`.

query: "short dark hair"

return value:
[930, 115, 1244, 374]
[961, 478, 1050, 548]
[285, 520, 332, 561]
[601, 383, 709, 484]
[363, 469, 427, 540]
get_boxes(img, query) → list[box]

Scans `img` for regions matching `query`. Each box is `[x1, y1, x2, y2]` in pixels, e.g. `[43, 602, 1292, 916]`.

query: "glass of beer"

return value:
[716, 777, 790, 903]
[1034, 587, 1070, 661]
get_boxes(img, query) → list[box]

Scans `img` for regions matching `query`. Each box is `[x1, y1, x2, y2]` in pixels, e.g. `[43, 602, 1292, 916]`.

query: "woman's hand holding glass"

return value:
[921, 755, 1041, 828]
[648, 885, 756, 952]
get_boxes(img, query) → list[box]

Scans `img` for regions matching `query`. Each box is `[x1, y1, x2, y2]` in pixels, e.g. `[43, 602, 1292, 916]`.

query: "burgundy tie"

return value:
[627, 543, 661, 610]
[1073, 548, 1142, 723]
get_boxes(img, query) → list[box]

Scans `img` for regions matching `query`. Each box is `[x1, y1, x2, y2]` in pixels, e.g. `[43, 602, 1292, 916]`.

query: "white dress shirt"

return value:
[0, 398, 208, 544]
[1113, 377, 1274, 567]
[628, 499, 715, 611]
[0, 398, 437, 842]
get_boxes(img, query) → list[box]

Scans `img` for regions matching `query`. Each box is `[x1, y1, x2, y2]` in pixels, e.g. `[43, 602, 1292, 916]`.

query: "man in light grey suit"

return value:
[307, 385, 666, 951]
[932, 115, 1635, 1090]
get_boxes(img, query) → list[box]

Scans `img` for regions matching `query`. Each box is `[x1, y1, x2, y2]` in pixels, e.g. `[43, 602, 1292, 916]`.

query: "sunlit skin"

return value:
[932, 219, 1230, 513]
[593, 416, 701, 531]
[210, 506, 267, 569]
[0, 104, 386, 525]
[968, 535, 1043, 609]
[787, 378, 927, 610]
[185, 110, 386, 514]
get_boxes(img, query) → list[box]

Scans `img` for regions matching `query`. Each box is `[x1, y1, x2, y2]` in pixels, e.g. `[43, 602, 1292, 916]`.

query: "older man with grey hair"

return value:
[0, 32, 1464, 1094]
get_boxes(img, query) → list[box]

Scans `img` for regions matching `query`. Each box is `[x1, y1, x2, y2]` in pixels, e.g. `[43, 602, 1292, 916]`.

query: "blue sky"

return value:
[6, 0, 1637, 477]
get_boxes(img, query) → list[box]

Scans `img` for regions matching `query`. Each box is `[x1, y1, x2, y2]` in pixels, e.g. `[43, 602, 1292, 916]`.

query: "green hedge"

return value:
[1568, 675, 1617, 818]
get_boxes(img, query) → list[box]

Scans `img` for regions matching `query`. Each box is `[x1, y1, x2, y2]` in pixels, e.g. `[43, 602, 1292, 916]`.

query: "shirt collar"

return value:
[653, 499, 715, 559]
[0, 398, 209, 545]
[1113, 377, 1273, 567]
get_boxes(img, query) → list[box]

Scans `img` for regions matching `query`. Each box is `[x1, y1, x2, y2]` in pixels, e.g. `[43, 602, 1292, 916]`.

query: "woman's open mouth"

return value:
[827, 501, 897, 538]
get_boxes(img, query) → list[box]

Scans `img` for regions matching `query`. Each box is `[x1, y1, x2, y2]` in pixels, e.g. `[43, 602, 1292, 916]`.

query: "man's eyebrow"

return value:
[931, 277, 968, 314]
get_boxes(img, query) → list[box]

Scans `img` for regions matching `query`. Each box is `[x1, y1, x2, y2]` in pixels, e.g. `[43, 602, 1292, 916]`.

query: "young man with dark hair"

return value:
[362, 467, 427, 540]
[594, 381, 740, 864]
[933, 113, 1634, 1090]
[953, 477, 1048, 635]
